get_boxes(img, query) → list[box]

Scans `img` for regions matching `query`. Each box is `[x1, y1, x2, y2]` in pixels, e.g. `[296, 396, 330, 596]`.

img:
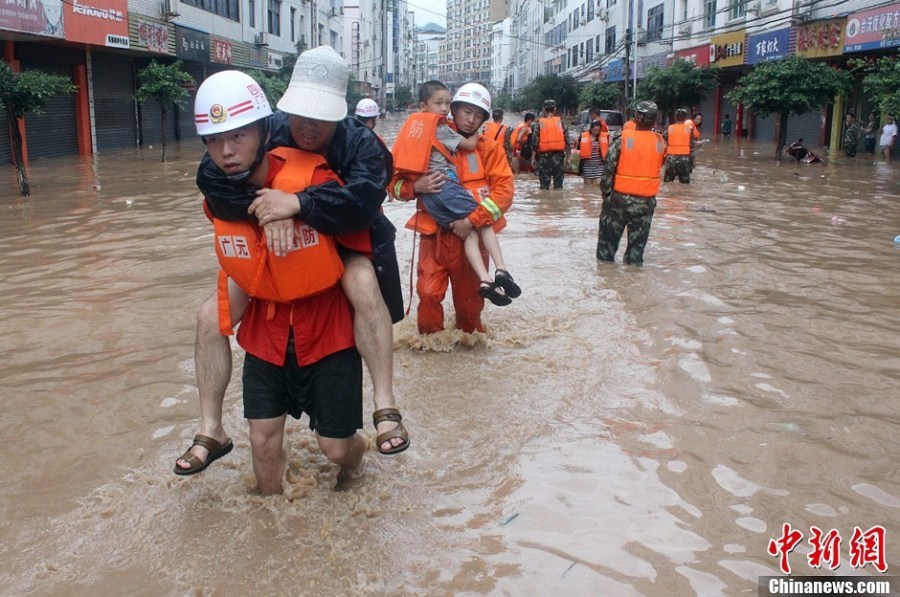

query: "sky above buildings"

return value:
[409, 0, 447, 28]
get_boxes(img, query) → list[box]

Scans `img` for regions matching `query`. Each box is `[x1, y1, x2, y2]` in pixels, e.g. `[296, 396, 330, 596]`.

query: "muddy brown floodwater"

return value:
[0, 121, 898, 596]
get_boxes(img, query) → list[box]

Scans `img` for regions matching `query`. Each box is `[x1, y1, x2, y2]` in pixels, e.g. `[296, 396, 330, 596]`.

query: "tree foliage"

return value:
[245, 68, 288, 107]
[512, 74, 579, 114]
[578, 82, 622, 112]
[728, 55, 850, 157]
[635, 59, 717, 120]
[850, 55, 900, 117]
[1, 58, 77, 196]
[728, 55, 850, 119]
[393, 85, 414, 110]
[135, 60, 193, 162]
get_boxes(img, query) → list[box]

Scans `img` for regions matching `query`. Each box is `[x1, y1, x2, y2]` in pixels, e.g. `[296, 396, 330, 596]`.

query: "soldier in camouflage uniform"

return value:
[663, 108, 693, 184]
[843, 113, 860, 158]
[531, 99, 568, 189]
[597, 101, 667, 267]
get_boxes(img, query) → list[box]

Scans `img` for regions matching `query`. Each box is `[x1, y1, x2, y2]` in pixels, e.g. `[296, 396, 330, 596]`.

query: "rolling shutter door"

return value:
[754, 113, 777, 143]
[0, 123, 10, 165]
[21, 63, 78, 159]
[786, 112, 823, 148]
[139, 99, 178, 146]
[177, 63, 205, 140]
[93, 54, 137, 152]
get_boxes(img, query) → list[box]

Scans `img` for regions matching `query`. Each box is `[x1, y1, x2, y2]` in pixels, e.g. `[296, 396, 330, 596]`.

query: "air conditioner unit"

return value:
[161, 0, 180, 18]
[677, 22, 692, 35]
[790, 0, 811, 24]
[636, 27, 647, 46]
[256, 31, 270, 46]
[597, 9, 608, 21]
[580, 15, 587, 26]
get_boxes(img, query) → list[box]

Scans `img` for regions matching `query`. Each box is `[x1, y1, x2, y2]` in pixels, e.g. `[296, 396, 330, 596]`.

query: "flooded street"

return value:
[0, 123, 898, 595]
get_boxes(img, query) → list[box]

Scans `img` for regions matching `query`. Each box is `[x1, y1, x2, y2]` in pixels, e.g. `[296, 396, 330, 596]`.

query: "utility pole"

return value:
[624, 28, 632, 108]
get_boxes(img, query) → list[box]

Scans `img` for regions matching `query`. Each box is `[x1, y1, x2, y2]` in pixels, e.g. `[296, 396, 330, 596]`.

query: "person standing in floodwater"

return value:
[597, 101, 667, 267]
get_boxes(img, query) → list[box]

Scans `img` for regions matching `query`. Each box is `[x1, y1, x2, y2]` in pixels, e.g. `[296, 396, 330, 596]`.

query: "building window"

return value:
[607, 0, 616, 6]
[605, 25, 616, 54]
[703, 0, 716, 28]
[268, 0, 281, 35]
[182, 0, 239, 21]
[248, 0, 255, 27]
[647, 4, 664, 41]
[729, 0, 746, 20]
[290, 6, 296, 41]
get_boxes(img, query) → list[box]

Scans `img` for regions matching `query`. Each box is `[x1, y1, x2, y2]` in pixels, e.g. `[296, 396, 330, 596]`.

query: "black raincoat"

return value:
[196, 112, 404, 323]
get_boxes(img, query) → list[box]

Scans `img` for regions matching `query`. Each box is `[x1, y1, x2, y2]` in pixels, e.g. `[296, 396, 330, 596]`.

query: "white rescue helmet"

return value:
[355, 98, 380, 118]
[451, 83, 491, 118]
[194, 70, 272, 137]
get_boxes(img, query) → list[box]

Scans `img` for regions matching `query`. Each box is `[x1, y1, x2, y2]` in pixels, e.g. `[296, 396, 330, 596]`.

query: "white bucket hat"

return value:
[277, 45, 349, 121]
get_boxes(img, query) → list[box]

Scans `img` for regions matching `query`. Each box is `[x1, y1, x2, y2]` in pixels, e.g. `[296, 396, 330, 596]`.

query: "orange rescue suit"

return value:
[389, 132, 514, 334]
[537, 116, 566, 152]
[612, 129, 666, 197]
[666, 121, 693, 156]
[212, 147, 344, 335]
[579, 131, 609, 159]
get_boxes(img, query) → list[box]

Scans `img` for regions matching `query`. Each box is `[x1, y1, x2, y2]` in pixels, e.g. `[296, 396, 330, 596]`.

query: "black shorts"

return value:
[242, 347, 363, 439]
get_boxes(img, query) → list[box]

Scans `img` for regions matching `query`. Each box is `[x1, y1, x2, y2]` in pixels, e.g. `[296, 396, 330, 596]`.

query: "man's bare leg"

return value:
[249, 416, 287, 495]
[340, 254, 406, 452]
[318, 433, 366, 471]
[175, 279, 249, 471]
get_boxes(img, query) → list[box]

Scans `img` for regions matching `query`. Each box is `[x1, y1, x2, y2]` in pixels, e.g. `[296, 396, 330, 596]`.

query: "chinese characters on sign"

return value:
[136, 19, 169, 53]
[768, 523, 888, 575]
[844, 4, 900, 52]
[175, 25, 209, 62]
[213, 39, 232, 64]
[796, 19, 845, 58]
[747, 28, 790, 64]
[708, 31, 745, 67]
[0, 0, 65, 38]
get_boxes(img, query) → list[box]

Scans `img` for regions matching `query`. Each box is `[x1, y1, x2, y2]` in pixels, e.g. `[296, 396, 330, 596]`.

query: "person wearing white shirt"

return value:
[879, 114, 897, 163]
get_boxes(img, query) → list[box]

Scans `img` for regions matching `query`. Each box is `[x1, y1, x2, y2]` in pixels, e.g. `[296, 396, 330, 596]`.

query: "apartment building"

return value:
[441, 0, 507, 89]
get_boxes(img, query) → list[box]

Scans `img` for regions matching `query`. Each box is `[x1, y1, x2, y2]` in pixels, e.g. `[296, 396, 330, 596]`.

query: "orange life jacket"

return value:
[512, 121, 531, 151]
[404, 136, 507, 236]
[579, 131, 609, 159]
[391, 111, 453, 174]
[613, 130, 666, 197]
[483, 121, 509, 144]
[213, 147, 344, 335]
[686, 119, 700, 139]
[537, 116, 566, 152]
[666, 121, 692, 156]
[623, 120, 636, 131]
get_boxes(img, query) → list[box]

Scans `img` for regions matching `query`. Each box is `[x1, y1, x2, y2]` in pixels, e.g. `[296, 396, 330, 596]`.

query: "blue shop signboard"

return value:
[604, 59, 624, 82]
[746, 28, 790, 64]
[175, 25, 210, 62]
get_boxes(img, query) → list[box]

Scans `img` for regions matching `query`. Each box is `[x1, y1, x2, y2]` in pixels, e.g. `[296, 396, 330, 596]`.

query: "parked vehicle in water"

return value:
[569, 109, 624, 144]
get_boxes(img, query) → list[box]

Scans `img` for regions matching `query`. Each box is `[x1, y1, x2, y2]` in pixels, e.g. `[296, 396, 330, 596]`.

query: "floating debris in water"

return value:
[499, 512, 519, 526]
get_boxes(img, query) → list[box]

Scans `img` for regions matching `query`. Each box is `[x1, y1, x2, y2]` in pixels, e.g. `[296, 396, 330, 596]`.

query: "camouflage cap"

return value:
[543, 99, 557, 109]
[634, 100, 659, 126]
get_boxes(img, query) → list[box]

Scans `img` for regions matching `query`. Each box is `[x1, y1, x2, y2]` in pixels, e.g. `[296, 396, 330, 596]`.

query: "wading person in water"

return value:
[389, 83, 516, 335]
[174, 46, 409, 480]
[190, 69, 365, 494]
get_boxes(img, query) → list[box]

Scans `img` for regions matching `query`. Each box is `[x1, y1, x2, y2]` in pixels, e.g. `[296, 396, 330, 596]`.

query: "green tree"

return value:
[135, 60, 193, 162]
[728, 55, 851, 158]
[850, 55, 900, 117]
[393, 85, 414, 110]
[635, 59, 718, 122]
[0, 59, 76, 196]
[578, 82, 623, 112]
[245, 68, 289, 107]
[514, 74, 580, 115]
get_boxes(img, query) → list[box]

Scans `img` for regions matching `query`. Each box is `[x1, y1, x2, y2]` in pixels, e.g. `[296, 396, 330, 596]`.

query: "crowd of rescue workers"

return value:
[169, 45, 747, 495]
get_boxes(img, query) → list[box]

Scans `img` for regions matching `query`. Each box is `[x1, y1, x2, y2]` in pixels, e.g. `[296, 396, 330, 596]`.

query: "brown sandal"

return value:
[373, 408, 410, 455]
[173, 434, 234, 476]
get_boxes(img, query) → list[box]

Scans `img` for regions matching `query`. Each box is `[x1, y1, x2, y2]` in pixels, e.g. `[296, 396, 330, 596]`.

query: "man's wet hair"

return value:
[419, 80, 448, 103]
[524, 112, 535, 121]
[492, 108, 504, 120]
